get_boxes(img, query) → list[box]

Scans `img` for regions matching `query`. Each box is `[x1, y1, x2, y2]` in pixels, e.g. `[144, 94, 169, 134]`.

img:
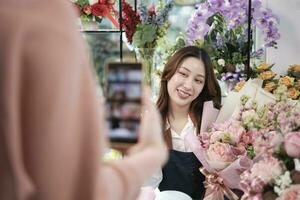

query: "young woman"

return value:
[142, 46, 222, 200]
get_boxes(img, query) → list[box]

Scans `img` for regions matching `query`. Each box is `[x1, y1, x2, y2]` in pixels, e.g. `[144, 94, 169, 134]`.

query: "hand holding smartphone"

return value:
[105, 62, 142, 147]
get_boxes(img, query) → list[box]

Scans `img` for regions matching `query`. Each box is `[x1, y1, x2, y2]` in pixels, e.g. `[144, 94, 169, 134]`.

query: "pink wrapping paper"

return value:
[184, 131, 253, 193]
[201, 101, 220, 133]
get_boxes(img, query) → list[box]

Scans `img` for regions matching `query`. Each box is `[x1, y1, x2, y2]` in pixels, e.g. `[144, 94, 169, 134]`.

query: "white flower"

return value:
[241, 110, 258, 126]
[217, 59, 225, 66]
[69, 0, 78, 2]
[274, 171, 292, 196]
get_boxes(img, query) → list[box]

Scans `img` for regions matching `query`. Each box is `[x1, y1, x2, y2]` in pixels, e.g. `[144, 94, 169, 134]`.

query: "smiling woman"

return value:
[138, 46, 222, 200]
[167, 57, 206, 110]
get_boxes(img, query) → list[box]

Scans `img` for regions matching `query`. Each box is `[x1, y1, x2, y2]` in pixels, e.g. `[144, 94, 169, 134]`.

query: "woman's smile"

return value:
[176, 88, 191, 99]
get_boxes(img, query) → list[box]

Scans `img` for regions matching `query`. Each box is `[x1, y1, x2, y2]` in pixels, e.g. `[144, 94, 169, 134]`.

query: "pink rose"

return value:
[284, 132, 300, 158]
[206, 142, 236, 170]
[277, 184, 300, 200]
[250, 157, 283, 184]
[209, 130, 224, 143]
[268, 131, 284, 148]
[210, 120, 245, 145]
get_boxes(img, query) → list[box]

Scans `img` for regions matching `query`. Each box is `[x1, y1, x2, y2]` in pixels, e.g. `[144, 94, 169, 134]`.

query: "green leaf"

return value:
[77, 0, 89, 7]
[132, 24, 156, 48]
[246, 144, 255, 159]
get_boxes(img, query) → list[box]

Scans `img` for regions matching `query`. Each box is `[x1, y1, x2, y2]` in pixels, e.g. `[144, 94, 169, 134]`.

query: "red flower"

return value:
[121, 0, 141, 44]
[91, 3, 108, 17]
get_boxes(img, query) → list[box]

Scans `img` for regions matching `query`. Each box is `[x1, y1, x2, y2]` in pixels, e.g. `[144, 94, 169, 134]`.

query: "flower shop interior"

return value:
[3, 0, 300, 199]
[77, 0, 300, 199]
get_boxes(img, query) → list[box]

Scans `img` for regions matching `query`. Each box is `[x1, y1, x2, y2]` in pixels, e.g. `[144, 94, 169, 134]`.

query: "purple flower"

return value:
[185, 3, 214, 44]
[185, 0, 280, 78]
[251, 48, 264, 58]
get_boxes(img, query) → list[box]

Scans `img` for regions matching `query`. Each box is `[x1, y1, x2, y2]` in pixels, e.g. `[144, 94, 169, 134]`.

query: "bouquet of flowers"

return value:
[121, 0, 174, 85]
[237, 94, 300, 200]
[71, 0, 119, 28]
[185, 101, 256, 199]
[185, 0, 280, 83]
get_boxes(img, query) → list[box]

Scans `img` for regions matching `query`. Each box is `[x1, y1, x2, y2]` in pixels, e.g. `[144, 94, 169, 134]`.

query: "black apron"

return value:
[158, 150, 205, 200]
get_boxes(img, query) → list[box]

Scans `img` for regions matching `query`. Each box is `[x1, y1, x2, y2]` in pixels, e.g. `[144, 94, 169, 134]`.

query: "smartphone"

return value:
[105, 62, 142, 145]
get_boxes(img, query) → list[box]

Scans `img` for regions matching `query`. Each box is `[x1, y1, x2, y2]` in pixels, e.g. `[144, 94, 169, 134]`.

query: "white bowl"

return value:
[155, 190, 192, 200]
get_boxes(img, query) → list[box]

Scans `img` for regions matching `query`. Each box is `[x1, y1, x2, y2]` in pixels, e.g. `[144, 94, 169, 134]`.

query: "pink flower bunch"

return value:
[277, 184, 300, 200]
[240, 156, 284, 199]
[248, 156, 284, 183]
[234, 95, 300, 155]
[236, 99, 300, 199]
[210, 120, 247, 145]
[199, 119, 255, 173]
[186, 118, 254, 199]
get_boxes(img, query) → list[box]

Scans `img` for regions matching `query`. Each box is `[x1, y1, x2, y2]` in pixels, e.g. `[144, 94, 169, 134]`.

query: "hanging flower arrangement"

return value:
[185, 0, 280, 80]
[71, 0, 119, 28]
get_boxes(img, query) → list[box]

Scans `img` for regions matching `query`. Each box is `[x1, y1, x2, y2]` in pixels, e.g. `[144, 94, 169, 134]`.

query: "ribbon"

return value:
[200, 168, 239, 200]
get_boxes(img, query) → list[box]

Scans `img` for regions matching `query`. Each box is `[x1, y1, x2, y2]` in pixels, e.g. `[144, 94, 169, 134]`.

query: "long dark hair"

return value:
[156, 46, 221, 148]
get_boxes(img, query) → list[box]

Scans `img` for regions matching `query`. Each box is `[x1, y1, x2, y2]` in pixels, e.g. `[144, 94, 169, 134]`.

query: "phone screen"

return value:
[105, 62, 142, 144]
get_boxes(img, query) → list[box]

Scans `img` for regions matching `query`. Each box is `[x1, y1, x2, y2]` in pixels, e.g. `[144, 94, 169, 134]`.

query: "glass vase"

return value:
[135, 48, 155, 86]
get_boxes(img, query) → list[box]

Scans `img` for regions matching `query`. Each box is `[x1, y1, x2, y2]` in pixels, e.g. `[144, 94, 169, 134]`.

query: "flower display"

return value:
[121, 0, 174, 85]
[122, 0, 174, 49]
[236, 63, 300, 100]
[185, 82, 300, 200]
[72, 0, 119, 27]
[236, 94, 300, 200]
[184, 0, 280, 85]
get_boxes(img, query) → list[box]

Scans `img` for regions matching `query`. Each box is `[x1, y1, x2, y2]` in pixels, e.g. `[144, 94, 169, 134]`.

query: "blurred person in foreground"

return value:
[0, 0, 167, 200]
